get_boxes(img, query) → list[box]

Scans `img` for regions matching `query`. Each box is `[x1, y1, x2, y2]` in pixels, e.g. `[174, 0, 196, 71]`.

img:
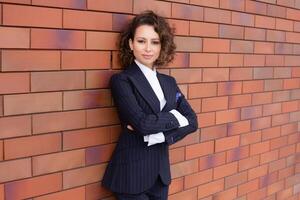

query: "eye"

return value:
[152, 41, 161, 45]
[137, 40, 145, 43]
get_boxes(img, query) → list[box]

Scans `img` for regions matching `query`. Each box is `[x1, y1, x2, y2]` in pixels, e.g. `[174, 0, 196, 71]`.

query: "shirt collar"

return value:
[135, 59, 157, 77]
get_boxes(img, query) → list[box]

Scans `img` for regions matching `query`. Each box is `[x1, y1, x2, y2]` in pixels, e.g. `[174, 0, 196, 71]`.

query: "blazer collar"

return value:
[126, 62, 175, 113]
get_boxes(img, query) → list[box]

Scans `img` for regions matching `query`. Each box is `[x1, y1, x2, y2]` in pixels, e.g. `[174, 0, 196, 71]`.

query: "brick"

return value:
[31, 29, 85, 49]
[86, 107, 119, 127]
[267, 4, 286, 18]
[190, 0, 219, 7]
[3, 4, 62, 28]
[216, 135, 240, 152]
[169, 147, 185, 164]
[202, 96, 228, 112]
[280, 144, 296, 158]
[230, 68, 253, 80]
[197, 179, 224, 199]
[286, 174, 300, 188]
[85, 182, 112, 200]
[184, 169, 213, 189]
[86, 143, 115, 165]
[34, 187, 85, 200]
[201, 124, 227, 141]
[241, 130, 261, 145]
[267, 30, 286, 42]
[294, 21, 300, 32]
[219, 24, 244, 39]
[0, 0, 30, 4]
[254, 41, 274, 54]
[270, 136, 288, 150]
[285, 56, 300, 66]
[284, 79, 300, 89]
[244, 55, 265, 66]
[238, 155, 260, 171]
[4, 92, 62, 115]
[243, 80, 264, 93]
[0, 158, 31, 182]
[286, 7, 300, 21]
[214, 162, 238, 179]
[227, 120, 251, 135]
[32, 0, 86, 9]
[190, 53, 218, 67]
[190, 21, 218, 37]
[265, 79, 283, 91]
[5, 173, 62, 200]
[252, 92, 272, 105]
[260, 149, 279, 164]
[279, 166, 294, 180]
[245, 0, 267, 15]
[189, 99, 201, 113]
[86, 31, 118, 50]
[220, 0, 244, 11]
[169, 188, 197, 200]
[204, 7, 231, 24]
[259, 172, 278, 188]
[203, 38, 230, 52]
[168, 177, 183, 195]
[282, 100, 299, 112]
[291, 89, 300, 100]
[199, 152, 226, 170]
[170, 159, 198, 179]
[33, 149, 85, 176]
[277, 0, 295, 7]
[292, 67, 300, 77]
[63, 164, 106, 189]
[225, 171, 247, 189]
[62, 51, 110, 70]
[245, 27, 266, 41]
[229, 94, 252, 109]
[63, 89, 111, 110]
[273, 91, 290, 103]
[262, 127, 281, 141]
[268, 180, 285, 195]
[4, 133, 61, 160]
[2, 50, 60, 71]
[203, 68, 229, 82]
[64, 10, 112, 31]
[168, 19, 189, 36]
[33, 110, 85, 134]
[254, 67, 273, 79]
[227, 146, 249, 162]
[241, 105, 262, 120]
[276, 18, 293, 31]
[174, 36, 202, 52]
[247, 188, 267, 200]
[31, 71, 85, 92]
[171, 69, 202, 83]
[197, 112, 215, 128]
[0, 27, 29, 48]
[214, 187, 238, 200]
[0, 73, 29, 94]
[63, 127, 111, 150]
[263, 103, 282, 116]
[167, 53, 189, 68]
[133, 0, 171, 17]
[218, 82, 242, 95]
[277, 188, 293, 200]
[86, 70, 117, 89]
[0, 184, 3, 200]
[88, 0, 132, 13]
[251, 116, 271, 130]
[172, 3, 203, 21]
[216, 108, 240, 124]
[170, 131, 200, 149]
[188, 83, 217, 99]
[248, 165, 268, 180]
[275, 43, 293, 54]
[232, 12, 255, 27]
[286, 32, 300, 43]
[0, 141, 2, 161]
[231, 40, 254, 53]
[185, 141, 214, 160]
[219, 54, 243, 67]
[255, 15, 275, 29]
[0, 115, 31, 139]
[250, 141, 270, 155]
[111, 13, 133, 32]
[238, 179, 259, 196]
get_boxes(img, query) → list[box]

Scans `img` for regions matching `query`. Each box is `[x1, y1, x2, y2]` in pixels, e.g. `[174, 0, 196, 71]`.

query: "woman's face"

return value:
[129, 25, 161, 68]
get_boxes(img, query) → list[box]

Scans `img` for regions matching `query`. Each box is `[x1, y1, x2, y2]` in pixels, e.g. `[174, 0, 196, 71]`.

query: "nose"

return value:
[145, 42, 151, 52]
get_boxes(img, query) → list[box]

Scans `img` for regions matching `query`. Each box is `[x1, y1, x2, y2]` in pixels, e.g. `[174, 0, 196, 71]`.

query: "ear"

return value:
[129, 38, 133, 51]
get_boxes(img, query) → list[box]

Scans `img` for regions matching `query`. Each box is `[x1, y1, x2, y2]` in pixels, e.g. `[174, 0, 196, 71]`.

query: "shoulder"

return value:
[158, 72, 177, 84]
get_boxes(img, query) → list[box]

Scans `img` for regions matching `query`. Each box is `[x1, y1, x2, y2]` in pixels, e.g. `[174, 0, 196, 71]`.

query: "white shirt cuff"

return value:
[147, 132, 165, 146]
[169, 109, 189, 127]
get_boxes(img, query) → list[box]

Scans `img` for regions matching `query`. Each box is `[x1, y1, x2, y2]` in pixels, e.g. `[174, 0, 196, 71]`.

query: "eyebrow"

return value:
[135, 37, 160, 40]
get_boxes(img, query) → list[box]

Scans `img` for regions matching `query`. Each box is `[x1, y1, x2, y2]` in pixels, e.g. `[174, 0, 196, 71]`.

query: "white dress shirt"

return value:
[134, 60, 189, 146]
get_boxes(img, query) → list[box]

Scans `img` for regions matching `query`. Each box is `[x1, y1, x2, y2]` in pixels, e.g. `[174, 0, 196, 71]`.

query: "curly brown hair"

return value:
[119, 10, 176, 68]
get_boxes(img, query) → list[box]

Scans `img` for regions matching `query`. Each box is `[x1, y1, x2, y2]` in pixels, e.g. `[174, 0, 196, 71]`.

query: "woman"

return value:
[102, 10, 198, 200]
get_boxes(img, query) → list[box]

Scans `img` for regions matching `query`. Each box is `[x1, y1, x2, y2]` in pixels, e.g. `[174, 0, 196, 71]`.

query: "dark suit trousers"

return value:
[115, 176, 169, 200]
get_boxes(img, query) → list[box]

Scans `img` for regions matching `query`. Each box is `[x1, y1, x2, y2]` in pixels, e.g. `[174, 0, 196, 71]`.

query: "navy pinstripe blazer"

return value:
[102, 62, 198, 194]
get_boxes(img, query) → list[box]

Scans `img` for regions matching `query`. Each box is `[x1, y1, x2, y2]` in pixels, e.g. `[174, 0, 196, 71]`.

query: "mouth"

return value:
[142, 55, 153, 59]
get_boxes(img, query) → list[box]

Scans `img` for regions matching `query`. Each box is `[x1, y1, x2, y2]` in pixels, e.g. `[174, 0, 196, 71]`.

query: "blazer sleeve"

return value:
[164, 83, 198, 145]
[110, 73, 180, 136]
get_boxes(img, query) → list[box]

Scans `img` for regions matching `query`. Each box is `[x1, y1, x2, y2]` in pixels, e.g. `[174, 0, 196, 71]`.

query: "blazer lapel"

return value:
[127, 63, 160, 113]
[157, 72, 176, 111]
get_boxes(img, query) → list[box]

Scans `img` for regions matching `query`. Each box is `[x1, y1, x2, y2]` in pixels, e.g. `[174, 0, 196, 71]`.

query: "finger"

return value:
[127, 125, 134, 131]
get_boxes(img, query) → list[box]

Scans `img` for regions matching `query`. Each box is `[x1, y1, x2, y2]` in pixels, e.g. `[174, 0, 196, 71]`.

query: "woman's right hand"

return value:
[127, 125, 134, 131]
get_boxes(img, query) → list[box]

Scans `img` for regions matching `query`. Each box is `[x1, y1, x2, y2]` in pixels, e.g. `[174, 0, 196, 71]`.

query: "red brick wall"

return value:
[0, 0, 300, 199]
